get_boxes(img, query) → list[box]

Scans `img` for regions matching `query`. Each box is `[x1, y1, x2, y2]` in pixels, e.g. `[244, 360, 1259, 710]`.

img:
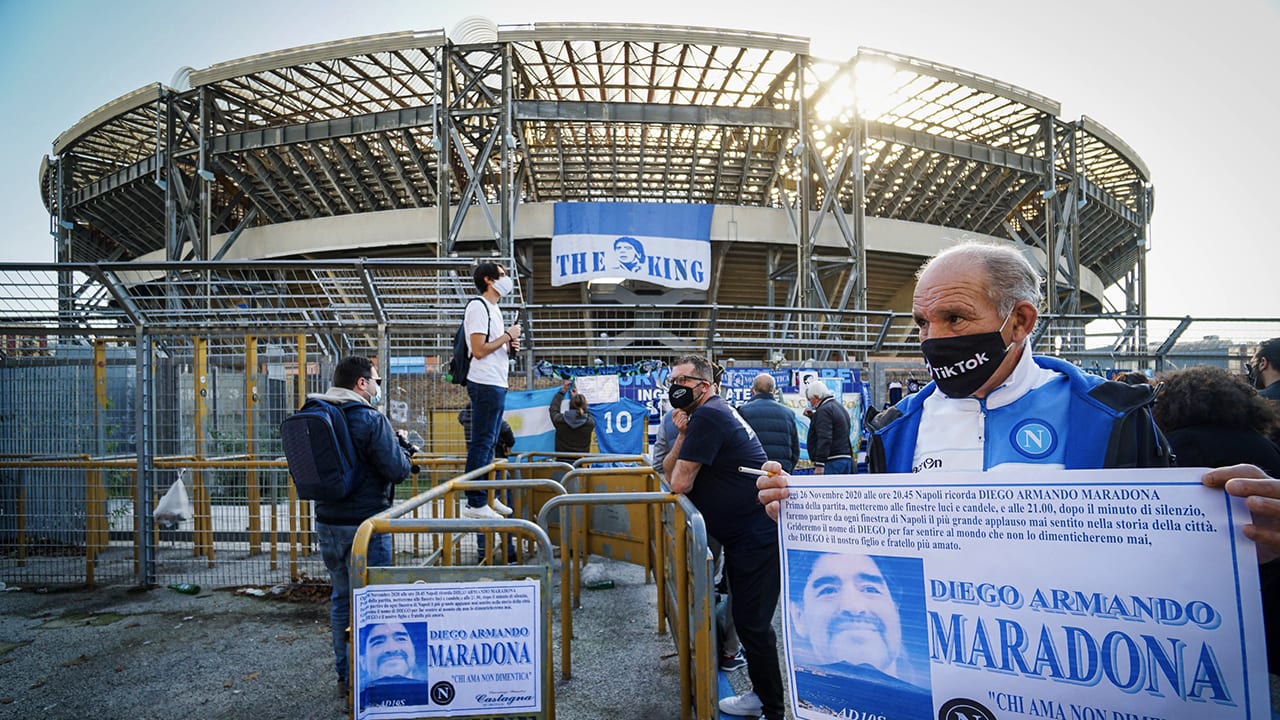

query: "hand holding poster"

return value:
[777, 468, 1269, 720]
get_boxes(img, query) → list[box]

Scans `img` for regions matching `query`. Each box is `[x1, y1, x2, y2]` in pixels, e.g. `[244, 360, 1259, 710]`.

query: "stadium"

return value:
[7, 23, 1280, 718]
[38, 18, 1154, 369]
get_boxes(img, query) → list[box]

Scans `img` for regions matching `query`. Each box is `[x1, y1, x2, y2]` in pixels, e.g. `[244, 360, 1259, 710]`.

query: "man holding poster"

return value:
[755, 241, 1280, 716]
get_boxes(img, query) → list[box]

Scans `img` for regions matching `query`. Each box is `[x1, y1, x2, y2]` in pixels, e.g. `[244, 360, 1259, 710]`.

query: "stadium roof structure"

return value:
[40, 21, 1153, 323]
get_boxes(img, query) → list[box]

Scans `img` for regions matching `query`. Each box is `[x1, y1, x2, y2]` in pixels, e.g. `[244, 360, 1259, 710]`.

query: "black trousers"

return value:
[724, 540, 784, 720]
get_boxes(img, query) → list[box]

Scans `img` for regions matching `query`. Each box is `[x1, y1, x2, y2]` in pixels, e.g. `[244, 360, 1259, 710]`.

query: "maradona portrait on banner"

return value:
[785, 550, 932, 720]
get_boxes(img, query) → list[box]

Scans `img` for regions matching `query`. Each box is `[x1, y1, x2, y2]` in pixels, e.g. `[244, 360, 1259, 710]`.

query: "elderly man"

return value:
[662, 354, 784, 720]
[788, 551, 930, 718]
[803, 380, 853, 475]
[737, 373, 800, 473]
[848, 242, 1168, 475]
[760, 242, 1168, 491]
[756, 243, 1280, 639]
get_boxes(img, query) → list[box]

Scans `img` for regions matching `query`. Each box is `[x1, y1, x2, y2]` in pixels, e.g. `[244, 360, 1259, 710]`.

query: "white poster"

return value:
[573, 374, 620, 405]
[352, 581, 542, 719]
[778, 467, 1269, 720]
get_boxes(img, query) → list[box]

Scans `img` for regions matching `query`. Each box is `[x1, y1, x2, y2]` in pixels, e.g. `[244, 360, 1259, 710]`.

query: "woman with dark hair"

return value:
[1152, 364, 1280, 682]
[1152, 365, 1280, 477]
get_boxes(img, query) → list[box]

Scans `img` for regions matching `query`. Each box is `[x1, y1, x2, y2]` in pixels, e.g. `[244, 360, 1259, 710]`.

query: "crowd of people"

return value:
[297, 246, 1280, 718]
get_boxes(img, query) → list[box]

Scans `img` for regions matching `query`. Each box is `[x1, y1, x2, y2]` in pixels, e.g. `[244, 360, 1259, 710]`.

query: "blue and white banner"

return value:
[551, 202, 713, 289]
[503, 387, 561, 455]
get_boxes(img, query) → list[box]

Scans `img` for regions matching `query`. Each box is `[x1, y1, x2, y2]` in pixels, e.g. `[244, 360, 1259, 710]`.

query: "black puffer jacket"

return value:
[807, 396, 852, 466]
[737, 393, 799, 472]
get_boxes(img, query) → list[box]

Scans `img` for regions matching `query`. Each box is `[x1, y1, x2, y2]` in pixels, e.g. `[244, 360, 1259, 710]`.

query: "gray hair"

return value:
[918, 242, 1042, 317]
[804, 380, 832, 401]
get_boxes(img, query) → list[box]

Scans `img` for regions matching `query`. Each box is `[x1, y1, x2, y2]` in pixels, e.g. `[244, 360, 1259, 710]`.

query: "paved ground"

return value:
[0, 556, 695, 720]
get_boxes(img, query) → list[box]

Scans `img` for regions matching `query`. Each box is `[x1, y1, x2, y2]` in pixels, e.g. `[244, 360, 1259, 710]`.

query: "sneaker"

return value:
[718, 691, 762, 717]
[491, 498, 513, 516]
[718, 649, 747, 672]
[461, 502, 502, 520]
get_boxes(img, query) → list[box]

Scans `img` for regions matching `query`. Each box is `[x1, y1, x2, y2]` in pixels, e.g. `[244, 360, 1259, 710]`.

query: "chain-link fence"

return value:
[1, 260, 1277, 589]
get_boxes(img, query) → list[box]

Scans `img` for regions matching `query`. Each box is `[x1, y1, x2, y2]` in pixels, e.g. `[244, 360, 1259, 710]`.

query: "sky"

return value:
[1, 0, 1276, 318]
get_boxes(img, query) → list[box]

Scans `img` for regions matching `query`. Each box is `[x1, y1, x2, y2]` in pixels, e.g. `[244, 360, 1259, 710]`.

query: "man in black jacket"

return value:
[804, 380, 853, 475]
[738, 373, 799, 473]
[311, 356, 414, 697]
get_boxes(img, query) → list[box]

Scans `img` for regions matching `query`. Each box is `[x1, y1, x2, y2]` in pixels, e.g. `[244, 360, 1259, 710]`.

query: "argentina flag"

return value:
[551, 202, 713, 289]
[502, 387, 561, 455]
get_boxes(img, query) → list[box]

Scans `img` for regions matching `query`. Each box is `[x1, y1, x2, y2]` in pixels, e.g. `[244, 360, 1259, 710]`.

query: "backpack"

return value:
[280, 398, 360, 501]
[446, 297, 490, 385]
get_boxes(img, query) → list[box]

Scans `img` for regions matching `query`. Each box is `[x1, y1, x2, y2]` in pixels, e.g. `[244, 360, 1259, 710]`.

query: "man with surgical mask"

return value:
[662, 354, 784, 720]
[308, 356, 415, 699]
[461, 262, 523, 521]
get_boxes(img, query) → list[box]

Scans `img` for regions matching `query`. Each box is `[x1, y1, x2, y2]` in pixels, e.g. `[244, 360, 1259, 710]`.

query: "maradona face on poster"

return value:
[358, 621, 432, 710]
[785, 549, 932, 720]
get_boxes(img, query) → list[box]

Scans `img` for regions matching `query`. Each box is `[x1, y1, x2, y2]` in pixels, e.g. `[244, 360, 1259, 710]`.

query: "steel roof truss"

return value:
[307, 143, 360, 214]
[283, 146, 336, 215]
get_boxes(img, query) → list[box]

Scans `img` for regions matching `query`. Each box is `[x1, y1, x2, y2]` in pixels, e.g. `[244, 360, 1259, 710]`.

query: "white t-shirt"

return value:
[464, 296, 508, 388]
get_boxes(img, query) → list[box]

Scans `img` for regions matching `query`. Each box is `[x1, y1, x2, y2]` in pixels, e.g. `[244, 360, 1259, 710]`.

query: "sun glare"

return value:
[810, 56, 907, 126]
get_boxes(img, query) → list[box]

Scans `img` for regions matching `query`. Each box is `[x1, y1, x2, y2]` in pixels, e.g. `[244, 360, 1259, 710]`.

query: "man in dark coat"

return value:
[737, 373, 799, 473]
[804, 380, 853, 475]
[310, 356, 414, 697]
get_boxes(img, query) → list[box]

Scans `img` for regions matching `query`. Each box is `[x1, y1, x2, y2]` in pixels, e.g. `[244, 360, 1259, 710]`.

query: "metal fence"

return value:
[1, 260, 1277, 590]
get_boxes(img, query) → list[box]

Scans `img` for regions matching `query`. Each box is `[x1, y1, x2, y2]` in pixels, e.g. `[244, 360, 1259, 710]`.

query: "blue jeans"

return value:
[465, 381, 507, 506]
[823, 457, 853, 475]
[317, 522, 392, 683]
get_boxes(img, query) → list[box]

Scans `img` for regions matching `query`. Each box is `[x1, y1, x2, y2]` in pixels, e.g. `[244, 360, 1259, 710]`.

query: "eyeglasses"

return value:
[666, 374, 710, 388]
[363, 376, 380, 385]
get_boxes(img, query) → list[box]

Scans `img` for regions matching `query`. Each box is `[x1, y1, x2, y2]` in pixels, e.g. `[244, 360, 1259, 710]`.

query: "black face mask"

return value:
[668, 383, 700, 410]
[919, 315, 1016, 399]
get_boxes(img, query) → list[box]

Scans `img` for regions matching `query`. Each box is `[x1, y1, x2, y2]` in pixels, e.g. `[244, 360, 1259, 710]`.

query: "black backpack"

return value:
[446, 297, 490, 385]
[280, 398, 360, 501]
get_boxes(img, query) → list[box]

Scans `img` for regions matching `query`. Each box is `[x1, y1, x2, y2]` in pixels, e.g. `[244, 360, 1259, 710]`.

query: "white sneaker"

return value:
[718, 691, 762, 717]
[461, 502, 502, 520]
[490, 498, 513, 516]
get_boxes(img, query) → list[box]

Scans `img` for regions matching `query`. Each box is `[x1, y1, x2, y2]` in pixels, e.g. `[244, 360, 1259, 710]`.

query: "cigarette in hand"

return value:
[738, 466, 772, 476]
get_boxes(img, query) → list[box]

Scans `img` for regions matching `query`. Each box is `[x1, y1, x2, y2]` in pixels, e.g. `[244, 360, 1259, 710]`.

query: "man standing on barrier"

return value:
[311, 356, 415, 700]
[662, 354, 785, 720]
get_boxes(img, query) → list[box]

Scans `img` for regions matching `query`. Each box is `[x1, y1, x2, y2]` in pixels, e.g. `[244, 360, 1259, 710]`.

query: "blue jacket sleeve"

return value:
[361, 410, 412, 483]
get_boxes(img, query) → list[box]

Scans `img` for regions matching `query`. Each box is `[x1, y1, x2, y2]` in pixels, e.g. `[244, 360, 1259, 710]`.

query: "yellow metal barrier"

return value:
[348, 464, 571, 720]
[534, 482, 717, 720]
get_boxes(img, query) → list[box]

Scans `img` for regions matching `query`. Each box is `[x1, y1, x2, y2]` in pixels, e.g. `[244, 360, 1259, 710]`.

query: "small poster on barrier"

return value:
[777, 467, 1268, 720]
[352, 580, 542, 719]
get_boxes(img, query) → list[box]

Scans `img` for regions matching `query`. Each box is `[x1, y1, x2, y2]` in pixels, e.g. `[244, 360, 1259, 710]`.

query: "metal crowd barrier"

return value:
[349, 457, 718, 720]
